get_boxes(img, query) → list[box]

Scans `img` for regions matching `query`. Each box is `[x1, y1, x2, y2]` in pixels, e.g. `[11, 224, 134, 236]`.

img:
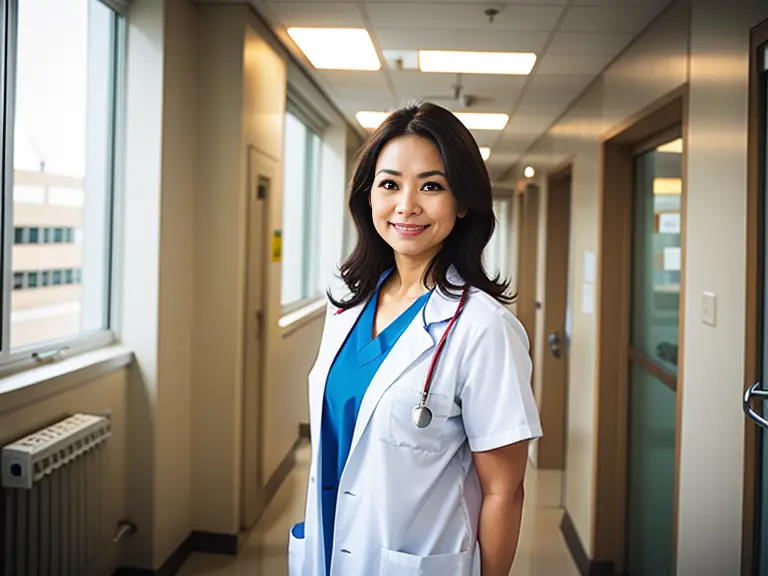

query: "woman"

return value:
[288, 102, 542, 576]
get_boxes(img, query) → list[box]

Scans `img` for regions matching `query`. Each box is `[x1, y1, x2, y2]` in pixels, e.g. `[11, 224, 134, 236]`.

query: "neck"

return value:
[389, 251, 437, 299]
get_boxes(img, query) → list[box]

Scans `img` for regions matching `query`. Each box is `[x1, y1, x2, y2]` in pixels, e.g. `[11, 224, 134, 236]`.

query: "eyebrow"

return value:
[375, 169, 447, 179]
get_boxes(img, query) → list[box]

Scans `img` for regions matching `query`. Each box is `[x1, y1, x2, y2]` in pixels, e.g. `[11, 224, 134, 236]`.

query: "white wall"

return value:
[511, 0, 768, 571]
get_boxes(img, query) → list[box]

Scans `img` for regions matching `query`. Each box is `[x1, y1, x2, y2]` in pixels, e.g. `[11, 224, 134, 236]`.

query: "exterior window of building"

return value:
[7, 0, 120, 352]
[281, 108, 323, 309]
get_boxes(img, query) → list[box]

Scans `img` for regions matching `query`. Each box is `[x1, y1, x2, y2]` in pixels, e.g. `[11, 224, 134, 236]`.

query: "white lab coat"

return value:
[289, 268, 542, 576]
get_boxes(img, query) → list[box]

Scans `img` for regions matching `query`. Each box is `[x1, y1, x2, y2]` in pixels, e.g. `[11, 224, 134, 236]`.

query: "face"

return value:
[370, 136, 464, 263]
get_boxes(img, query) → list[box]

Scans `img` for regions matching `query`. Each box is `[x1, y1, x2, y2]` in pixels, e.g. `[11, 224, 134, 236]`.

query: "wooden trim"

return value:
[742, 18, 768, 576]
[561, 511, 616, 576]
[628, 347, 677, 392]
[631, 125, 683, 156]
[591, 87, 687, 574]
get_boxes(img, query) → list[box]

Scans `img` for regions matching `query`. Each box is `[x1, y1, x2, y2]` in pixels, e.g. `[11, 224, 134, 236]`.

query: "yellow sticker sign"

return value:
[272, 230, 282, 263]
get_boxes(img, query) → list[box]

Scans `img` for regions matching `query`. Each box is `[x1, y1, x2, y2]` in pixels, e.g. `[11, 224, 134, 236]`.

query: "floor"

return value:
[179, 442, 580, 576]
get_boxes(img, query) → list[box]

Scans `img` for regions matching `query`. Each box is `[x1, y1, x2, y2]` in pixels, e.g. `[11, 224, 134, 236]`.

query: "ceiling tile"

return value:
[559, 6, 659, 33]
[316, 70, 392, 102]
[388, 71, 525, 108]
[547, 31, 634, 54]
[366, 4, 563, 31]
[515, 89, 580, 119]
[526, 73, 594, 94]
[535, 52, 614, 75]
[265, 2, 365, 27]
[571, 0, 667, 5]
[375, 28, 549, 53]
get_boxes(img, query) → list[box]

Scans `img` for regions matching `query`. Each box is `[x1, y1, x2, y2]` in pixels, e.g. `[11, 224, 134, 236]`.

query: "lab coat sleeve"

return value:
[459, 308, 543, 452]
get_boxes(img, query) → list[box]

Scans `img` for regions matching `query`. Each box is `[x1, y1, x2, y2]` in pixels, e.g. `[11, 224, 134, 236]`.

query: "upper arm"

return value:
[459, 309, 542, 453]
[472, 441, 529, 496]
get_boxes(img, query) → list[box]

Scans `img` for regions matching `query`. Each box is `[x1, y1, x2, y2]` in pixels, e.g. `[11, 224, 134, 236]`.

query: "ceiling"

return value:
[249, 0, 672, 179]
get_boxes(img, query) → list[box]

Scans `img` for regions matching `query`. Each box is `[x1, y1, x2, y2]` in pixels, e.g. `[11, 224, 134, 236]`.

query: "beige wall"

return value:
[510, 0, 767, 571]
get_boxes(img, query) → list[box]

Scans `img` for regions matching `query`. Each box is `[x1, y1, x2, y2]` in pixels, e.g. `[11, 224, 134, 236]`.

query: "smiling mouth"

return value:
[390, 223, 430, 236]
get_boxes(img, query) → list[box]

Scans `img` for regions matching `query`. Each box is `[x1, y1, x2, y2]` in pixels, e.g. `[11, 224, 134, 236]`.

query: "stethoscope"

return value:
[412, 286, 469, 428]
[336, 285, 470, 429]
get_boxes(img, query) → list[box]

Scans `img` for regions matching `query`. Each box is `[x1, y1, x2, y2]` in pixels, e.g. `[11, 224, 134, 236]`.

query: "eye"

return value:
[421, 181, 445, 192]
[378, 179, 399, 191]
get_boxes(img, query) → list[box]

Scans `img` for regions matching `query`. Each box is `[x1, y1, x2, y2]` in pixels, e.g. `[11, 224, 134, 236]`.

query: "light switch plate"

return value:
[702, 292, 717, 327]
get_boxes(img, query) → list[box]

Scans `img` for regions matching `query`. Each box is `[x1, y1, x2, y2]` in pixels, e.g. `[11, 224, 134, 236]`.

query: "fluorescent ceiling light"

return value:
[287, 28, 380, 71]
[456, 113, 508, 131]
[356, 111, 390, 130]
[356, 111, 508, 131]
[653, 177, 682, 195]
[479, 147, 491, 161]
[419, 50, 537, 75]
[657, 138, 683, 153]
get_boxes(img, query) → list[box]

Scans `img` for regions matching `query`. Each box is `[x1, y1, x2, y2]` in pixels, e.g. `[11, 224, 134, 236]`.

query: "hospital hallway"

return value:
[177, 442, 580, 576]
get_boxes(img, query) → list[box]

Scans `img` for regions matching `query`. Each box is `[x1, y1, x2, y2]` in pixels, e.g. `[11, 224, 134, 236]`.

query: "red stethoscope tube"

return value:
[336, 286, 470, 428]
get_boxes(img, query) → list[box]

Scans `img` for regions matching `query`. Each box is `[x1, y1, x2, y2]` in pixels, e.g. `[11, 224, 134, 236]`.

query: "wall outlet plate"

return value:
[702, 291, 717, 327]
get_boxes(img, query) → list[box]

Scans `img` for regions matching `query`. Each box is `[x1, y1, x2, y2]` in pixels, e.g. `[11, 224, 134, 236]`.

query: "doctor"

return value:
[288, 102, 542, 576]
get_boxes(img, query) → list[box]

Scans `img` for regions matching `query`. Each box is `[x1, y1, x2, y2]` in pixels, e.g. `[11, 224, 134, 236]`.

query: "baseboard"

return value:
[114, 435, 304, 576]
[560, 510, 616, 576]
[299, 422, 310, 439]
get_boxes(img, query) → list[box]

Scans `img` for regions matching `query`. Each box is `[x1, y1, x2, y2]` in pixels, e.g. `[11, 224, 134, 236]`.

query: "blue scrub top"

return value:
[320, 276, 431, 573]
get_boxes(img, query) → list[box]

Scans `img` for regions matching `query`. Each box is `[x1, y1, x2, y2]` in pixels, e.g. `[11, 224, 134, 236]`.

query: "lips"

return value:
[390, 223, 429, 237]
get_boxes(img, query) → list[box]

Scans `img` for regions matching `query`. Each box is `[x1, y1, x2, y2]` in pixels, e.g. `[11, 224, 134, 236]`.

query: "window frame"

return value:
[0, 0, 124, 373]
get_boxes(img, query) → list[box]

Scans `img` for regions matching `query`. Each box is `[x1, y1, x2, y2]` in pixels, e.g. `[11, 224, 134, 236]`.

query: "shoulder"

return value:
[461, 288, 530, 353]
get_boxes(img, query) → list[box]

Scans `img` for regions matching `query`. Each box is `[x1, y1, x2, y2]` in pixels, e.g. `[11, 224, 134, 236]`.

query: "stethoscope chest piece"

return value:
[411, 405, 433, 429]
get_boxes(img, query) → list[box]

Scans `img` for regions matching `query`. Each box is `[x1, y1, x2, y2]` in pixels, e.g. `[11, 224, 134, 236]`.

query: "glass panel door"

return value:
[626, 136, 682, 576]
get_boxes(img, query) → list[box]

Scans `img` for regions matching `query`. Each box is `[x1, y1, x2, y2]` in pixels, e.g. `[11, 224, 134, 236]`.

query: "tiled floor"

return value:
[179, 442, 580, 576]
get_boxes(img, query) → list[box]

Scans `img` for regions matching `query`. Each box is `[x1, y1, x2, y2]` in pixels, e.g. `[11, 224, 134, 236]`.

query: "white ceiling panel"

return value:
[571, 0, 665, 5]
[375, 28, 549, 52]
[316, 70, 392, 101]
[265, 2, 365, 26]
[535, 52, 615, 75]
[547, 31, 634, 54]
[559, 6, 660, 33]
[514, 89, 581, 119]
[526, 73, 594, 94]
[366, 4, 564, 31]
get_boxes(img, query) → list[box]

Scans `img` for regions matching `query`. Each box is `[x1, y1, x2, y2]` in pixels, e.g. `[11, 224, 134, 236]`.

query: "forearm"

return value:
[477, 485, 525, 576]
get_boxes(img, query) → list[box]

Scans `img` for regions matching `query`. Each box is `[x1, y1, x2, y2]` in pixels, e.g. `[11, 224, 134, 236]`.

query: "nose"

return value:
[395, 185, 422, 216]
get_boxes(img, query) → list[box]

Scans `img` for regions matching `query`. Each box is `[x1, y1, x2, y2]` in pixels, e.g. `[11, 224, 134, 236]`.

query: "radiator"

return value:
[0, 413, 112, 576]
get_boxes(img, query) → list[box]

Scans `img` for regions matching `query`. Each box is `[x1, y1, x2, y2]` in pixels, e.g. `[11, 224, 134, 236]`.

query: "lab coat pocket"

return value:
[288, 522, 305, 576]
[383, 391, 452, 453]
[380, 547, 473, 576]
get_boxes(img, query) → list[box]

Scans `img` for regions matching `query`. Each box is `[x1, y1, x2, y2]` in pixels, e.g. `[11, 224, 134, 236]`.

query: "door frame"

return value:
[516, 182, 540, 369]
[536, 165, 572, 470]
[741, 18, 768, 576]
[240, 144, 272, 531]
[591, 85, 688, 575]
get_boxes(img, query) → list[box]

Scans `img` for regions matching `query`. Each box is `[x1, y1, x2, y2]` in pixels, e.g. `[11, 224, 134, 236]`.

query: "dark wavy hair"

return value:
[330, 102, 514, 310]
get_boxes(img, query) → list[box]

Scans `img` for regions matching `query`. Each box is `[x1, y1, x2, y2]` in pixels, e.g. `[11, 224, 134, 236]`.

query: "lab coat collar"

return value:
[421, 265, 467, 327]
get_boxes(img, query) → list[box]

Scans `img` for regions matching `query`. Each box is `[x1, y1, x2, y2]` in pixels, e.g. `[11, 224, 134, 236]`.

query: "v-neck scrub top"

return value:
[319, 279, 431, 574]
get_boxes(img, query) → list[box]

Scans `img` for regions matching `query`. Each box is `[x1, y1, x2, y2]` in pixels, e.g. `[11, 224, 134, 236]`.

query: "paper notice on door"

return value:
[659, 213, 681, 234]
[582, 282, 595, 315]
[663, 247, 681, 271]
[583, 251, 596, 284]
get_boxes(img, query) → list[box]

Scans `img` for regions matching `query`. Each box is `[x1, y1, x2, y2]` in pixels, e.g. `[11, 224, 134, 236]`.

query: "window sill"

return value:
[279, 298, 326, 337]
[0, 345, 133, 416]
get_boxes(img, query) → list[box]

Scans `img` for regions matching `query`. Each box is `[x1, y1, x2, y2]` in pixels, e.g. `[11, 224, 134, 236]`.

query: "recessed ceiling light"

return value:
[524, 166, 535, 178]
[356, 111, 390, 130]
[287, 28, 381, 71]
[456, 113, 509, 131]
[657, 138, 683, 153]
[419, 50, 537, 75]
[479, 147, 491, 160]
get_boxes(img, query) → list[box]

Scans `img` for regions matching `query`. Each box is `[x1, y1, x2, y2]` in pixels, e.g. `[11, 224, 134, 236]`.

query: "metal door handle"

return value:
[548, 331, 562, 359]
[744, 382, 768, 428]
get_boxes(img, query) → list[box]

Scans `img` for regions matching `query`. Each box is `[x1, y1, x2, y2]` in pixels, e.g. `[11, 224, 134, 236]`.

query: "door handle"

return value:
[548, 331, 562, 360]
[744, 382, 768, 428]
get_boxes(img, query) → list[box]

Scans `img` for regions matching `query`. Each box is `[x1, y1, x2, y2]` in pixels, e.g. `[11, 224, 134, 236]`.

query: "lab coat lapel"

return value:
[309, 302, 365, 453]
[348, 317, 435, 457]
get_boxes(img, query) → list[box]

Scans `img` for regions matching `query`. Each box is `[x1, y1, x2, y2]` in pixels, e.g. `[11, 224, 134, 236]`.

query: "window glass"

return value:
[9, 0, 117, 349]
